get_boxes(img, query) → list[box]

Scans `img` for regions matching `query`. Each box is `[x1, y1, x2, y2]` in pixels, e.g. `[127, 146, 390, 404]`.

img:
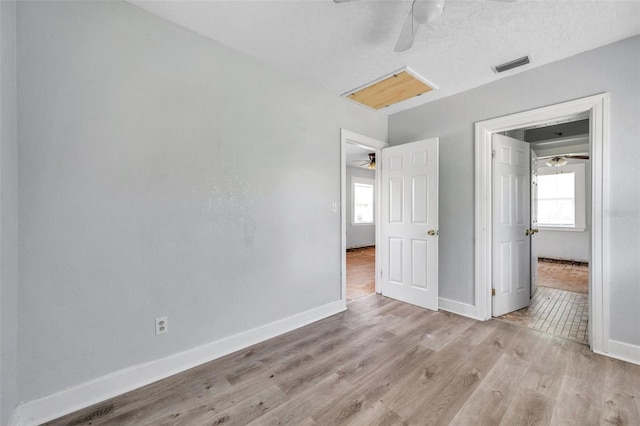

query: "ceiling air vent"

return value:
[343, 67, 436, 111]
[492, 55, 531, 74]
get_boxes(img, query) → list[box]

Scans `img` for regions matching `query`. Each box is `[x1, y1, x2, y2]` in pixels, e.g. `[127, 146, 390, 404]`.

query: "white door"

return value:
[380, 138, 438, 311]
[492, 134, 531, 317]
[530, 150, 539, 297]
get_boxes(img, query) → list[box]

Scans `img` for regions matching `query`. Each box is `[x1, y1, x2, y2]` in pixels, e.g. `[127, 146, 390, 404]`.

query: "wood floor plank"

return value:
[449, 353, 530, 425]
[154, 384, 287, 426]
[599, 357, 640, 425]
[419, 311, 475, 352]
[313, 344, 433, 424]
[378, 321, 515, 425]
[408, 324, 520, 424]
[245, 373, 355, 425]
[344, 401, 402, 426]
[498, 355, 568, 425]
[47, 295, 640, 426]
[550, 374, 601, 424]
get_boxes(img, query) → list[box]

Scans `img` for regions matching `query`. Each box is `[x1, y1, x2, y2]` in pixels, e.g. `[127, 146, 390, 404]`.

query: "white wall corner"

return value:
[10, 300, 345, 426]
[438, 297, 482, 321]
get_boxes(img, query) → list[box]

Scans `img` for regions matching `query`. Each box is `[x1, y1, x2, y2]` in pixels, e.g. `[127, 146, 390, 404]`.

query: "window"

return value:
[538, 173, 575, 226]
[352, 177, 374, 225]
[537, 163, 586, 230]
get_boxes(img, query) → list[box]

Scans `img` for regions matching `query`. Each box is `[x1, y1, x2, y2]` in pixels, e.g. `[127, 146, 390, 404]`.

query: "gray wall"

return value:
[16, 1, 386, 403]
[389, 36, 640, 345]
[537, 230, 589, 262]
[346, 166, 375, 248]
[1, 1, 19, 424]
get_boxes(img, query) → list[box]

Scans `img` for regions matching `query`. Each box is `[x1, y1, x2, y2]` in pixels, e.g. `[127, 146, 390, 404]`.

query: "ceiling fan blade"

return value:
[537, 153, 589, 161]
[566, 155, 590, 160]
[394, 6, 417, 52]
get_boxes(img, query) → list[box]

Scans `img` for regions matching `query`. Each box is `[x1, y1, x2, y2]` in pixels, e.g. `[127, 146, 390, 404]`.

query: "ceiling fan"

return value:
[537, 153, 589, 167]
[351, 152, 376, 169]
[335, 0, 516, 52]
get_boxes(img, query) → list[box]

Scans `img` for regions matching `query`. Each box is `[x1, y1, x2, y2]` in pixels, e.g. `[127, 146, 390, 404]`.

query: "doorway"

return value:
[493, 119, 591, 344]
[345, 142, 377, 301]
[340, 130, 387, 306]
[340, 130, 440, 311]
[474, 93, 609, 354]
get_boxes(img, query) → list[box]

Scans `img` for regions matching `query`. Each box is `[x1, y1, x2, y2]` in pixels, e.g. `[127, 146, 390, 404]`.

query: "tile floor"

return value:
[346, 246, 375, 301]
[497, 260, 589, 344]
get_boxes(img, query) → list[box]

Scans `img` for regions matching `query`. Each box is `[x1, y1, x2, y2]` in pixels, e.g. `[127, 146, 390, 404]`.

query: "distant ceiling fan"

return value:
[351, 152, 376, 169]
[538, 153, 589, 167]
[335, 0, 516, 52]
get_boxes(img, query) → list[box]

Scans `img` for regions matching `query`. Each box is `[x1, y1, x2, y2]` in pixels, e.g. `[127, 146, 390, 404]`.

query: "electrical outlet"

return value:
[155, 316, 168, 335]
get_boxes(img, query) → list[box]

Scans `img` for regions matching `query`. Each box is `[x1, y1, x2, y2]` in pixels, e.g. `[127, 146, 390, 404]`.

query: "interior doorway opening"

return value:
[341, 130, 440, 310]
[475, 94, 610, 355]
[345, 143, 377, 301]
[493, 117, 591, 345]
[340, 129, 387, 308]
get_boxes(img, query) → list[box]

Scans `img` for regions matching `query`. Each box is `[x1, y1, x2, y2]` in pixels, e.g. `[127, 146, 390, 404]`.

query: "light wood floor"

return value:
[47, 295, 639, 425]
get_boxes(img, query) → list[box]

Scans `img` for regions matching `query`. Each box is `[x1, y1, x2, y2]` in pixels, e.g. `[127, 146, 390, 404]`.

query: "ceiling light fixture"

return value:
[546, 156, 568, 167]
[366, 153, 376, 170]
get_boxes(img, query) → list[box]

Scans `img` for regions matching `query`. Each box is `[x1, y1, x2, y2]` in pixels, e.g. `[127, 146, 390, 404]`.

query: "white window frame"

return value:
[351, 176, 375, 226]
[537, 162, 586, 231]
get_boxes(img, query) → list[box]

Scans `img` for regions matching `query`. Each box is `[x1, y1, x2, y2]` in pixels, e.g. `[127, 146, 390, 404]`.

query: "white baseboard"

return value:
[597, 339, 640, 366]
[11, 300, 346, 426]
[438, 297, 482, 321]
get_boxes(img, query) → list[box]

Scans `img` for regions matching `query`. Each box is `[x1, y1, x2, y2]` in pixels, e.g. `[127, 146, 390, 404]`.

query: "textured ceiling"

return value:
[131, 0, 640, 115]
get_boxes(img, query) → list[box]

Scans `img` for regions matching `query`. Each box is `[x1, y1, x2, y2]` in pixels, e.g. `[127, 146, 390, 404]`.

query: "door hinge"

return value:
[491, 288, 496, 296]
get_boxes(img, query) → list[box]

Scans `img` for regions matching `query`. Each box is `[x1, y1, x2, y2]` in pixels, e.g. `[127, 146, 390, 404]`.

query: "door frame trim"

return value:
[340, 129, 388, 307]
[474, 93, 609, 354]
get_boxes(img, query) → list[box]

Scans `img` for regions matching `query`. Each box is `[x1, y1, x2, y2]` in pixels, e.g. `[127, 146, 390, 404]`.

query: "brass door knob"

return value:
[428, 229, 439, 236]
[526, 229, 533, 236]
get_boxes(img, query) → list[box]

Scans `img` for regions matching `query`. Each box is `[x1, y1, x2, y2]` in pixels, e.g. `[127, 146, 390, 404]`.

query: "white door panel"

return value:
[493, 134, 531, 317]
[381, 138, 438, 311]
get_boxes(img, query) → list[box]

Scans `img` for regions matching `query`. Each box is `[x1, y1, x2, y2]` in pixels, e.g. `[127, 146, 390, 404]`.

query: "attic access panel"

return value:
[344, 68, 436, 110]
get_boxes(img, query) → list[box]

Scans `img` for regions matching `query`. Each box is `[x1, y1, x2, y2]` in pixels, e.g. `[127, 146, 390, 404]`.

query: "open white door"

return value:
[380, 138, 438, 311]
[530, 150, 539, 297]
[492, 134, 531, 317]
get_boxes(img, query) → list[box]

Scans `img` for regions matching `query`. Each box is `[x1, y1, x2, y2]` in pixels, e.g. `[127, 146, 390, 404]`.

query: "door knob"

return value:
[428, 229, 439, 236]
[526, 229, 533, 236]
